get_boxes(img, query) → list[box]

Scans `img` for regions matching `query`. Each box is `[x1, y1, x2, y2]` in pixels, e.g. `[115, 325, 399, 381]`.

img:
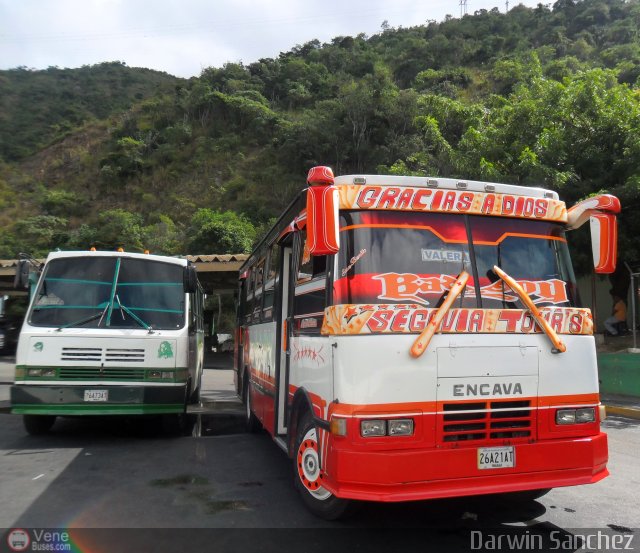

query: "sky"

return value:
[1, 0, 545, 78]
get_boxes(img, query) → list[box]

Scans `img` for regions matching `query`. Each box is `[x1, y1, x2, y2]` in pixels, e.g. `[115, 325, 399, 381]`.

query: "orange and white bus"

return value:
[235, 166, 619, 519]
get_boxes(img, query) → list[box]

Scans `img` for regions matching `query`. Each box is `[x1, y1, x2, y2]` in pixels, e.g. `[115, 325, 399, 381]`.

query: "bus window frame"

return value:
[293, 229, 328, 336]
[263, 244, 280, 322]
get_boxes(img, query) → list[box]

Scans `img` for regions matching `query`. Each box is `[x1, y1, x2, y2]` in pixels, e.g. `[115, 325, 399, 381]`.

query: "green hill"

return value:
[1, 0, 640, 273]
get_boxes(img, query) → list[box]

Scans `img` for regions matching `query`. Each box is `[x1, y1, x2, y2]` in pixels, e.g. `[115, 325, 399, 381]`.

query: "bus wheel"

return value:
[293, 412, 353, 520]
[23, 415, 56, 435]
[243, 375, 261, 433]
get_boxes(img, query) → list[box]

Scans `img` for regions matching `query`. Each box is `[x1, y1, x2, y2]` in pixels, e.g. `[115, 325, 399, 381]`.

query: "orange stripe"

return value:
[340, 224, 566, 246]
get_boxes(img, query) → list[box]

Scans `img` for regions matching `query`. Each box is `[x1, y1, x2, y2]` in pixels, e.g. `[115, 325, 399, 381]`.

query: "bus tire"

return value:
[243, 373, 261, 433]
[23, 415, 56, 435]
[293, 412, 354, 521]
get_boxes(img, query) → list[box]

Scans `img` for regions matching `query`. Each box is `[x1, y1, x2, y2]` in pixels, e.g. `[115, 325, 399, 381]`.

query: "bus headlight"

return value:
[26, 368, 55, 377]
[360, 419, 386, 437]
[360, 418, 415, 437]
[556, 409, 576, 424]
[575, 407, 596, 423]
[149, 370, 175, 380]
[388, 419, 414, 436]
[556, 408, 595, 424]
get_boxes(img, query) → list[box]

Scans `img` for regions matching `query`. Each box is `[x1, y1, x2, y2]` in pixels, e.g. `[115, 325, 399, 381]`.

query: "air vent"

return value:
[61, 347, 102, 362]
[58, 367, 145, 380]
[439, 400, 534, 444]
[105, 348, 145, 363]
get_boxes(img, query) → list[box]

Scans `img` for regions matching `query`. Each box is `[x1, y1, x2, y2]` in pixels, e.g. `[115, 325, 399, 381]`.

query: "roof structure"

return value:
[0, 254, 248, 294]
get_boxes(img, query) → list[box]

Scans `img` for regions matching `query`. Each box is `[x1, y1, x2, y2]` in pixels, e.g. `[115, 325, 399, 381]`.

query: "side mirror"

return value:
[567, 194, 621, 274]
[590, 213, 618, 274]
[306, 166, 340, 256]
[183, 265, 198, 293]
[13, 259, 30, 290]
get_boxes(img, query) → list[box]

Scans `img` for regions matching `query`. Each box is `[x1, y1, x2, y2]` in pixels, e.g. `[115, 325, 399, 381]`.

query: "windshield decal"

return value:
[341, 248, 367, 277]
[421, 249, 470, 264]
[371, 273, 568, 306]
[338, 185, 567, 223]
[321, 305, 592, 336]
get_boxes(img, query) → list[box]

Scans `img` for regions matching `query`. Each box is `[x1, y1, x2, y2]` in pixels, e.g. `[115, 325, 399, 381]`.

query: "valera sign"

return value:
[338, 185, 568, 223]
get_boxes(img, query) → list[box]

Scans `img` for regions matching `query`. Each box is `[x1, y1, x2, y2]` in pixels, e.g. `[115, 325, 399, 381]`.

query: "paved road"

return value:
[0, 355, 638, 552]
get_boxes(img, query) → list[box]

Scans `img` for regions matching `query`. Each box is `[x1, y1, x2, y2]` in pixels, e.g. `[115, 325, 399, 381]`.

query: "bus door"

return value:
[275, 245, 293, 436]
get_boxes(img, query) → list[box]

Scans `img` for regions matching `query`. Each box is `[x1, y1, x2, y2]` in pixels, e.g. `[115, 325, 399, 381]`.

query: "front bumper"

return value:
[11, 383, 187, 415]
[322, 433, 609, 502]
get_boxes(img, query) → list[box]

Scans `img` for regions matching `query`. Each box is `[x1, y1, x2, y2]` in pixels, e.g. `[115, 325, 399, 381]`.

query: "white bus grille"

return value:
[60, 347, 146, 363]
[61, 347, 102, 362]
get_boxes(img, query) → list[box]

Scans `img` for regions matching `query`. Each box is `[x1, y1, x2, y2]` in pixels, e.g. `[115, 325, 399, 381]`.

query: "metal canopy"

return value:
[0, 254, 247, 295]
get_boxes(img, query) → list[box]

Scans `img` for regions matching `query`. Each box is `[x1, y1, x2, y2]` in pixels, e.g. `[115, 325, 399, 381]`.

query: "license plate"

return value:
[84, 389, 108, 402]
[478, 446, 515, 469]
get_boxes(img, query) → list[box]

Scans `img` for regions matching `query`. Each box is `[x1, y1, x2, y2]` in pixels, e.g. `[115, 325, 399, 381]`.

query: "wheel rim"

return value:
[297, 427, 331, 500]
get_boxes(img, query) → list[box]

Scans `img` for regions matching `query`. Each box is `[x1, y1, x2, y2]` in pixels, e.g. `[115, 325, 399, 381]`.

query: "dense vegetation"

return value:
[2, 0, 640, 275]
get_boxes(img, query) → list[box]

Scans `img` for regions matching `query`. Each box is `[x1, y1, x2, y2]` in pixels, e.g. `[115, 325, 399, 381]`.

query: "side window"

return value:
[189, 290, 204, 332]
[263, 245, 280, 321]
[294, 230, 327, 335]
[252, 260, 265, 322]
[297, 229, 326, 284]
[244, 268, 254, 325]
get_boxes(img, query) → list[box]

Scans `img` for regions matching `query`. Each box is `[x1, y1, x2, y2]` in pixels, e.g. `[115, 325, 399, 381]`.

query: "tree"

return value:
[188, 209, 256, 254]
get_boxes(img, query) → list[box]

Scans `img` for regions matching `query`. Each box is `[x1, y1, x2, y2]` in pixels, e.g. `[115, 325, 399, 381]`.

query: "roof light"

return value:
[427, 179, 439, 188]
[90, 247, 96, 251]
[456, 181, 468, 190]
[484, 184, 496, 192]
[144, 250, 150, 255]
[117, 247, 124, 252]
[306, 166, 335, 186]
[353, 177, 366, 185]
[544, 191, 555, 198]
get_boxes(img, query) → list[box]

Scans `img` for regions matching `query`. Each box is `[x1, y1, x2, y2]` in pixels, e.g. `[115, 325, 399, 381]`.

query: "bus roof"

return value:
[44, 250, 188, 266]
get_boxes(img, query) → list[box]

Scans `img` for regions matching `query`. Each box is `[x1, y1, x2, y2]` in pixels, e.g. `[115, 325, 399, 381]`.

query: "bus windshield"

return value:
[335, 211, 577, 309]
[29, 257, 185, 330]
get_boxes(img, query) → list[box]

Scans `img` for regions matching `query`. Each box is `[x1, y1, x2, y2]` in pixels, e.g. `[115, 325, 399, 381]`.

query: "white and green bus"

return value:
[11, 250, 204, 435]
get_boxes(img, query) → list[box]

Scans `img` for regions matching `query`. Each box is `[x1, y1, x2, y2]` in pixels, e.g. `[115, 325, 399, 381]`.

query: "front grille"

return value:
[60, 347, 146, 363]
[439, 400, 534, 444]
[61, 347, 102, 362]
[105, 348, 145, 363]
[58, 367, 146, 380]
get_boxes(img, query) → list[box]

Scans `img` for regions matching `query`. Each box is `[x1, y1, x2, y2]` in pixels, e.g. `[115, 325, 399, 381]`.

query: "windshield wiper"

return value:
[411, 271, 470, 358]
[57, 303, 109, 330]
[114, 295, 152, 331]
[492, 265, 566, 353]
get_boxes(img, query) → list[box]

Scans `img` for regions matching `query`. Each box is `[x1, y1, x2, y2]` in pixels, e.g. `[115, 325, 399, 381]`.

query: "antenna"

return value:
[506, 0, 509, 12]
[459, 0, 468, 17]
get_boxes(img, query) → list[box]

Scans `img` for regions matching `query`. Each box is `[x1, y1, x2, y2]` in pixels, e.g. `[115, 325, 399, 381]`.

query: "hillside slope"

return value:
[1, 0, 640, 271]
